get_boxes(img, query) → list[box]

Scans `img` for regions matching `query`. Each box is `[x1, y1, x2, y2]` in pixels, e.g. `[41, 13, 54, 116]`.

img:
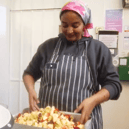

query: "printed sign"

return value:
[105, 9, 123, 32]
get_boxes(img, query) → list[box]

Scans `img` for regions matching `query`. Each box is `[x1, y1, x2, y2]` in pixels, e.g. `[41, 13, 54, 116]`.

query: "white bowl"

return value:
[0, 104, 14, 129]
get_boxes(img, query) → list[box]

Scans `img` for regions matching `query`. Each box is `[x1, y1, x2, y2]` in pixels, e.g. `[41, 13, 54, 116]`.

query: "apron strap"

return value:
[49, 38, 62, 63]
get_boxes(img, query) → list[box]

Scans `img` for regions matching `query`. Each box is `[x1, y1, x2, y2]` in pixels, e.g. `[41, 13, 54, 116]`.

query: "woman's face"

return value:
[61, 11, 85, 42]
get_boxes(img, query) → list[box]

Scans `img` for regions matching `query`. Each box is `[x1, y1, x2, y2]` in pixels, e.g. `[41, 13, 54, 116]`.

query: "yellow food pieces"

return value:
[15, 106, 84, 129]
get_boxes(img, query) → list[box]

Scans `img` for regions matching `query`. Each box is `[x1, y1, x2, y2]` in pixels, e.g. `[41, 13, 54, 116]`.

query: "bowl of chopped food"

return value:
[14, 106, 91, 129]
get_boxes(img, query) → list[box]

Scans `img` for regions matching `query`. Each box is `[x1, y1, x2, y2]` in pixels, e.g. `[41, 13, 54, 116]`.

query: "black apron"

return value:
[39, 38, 103, 129]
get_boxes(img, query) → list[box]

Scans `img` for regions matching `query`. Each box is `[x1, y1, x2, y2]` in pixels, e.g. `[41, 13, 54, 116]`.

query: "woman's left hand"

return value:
[74, 88, 110, 124]
[74, 97, 96, 124]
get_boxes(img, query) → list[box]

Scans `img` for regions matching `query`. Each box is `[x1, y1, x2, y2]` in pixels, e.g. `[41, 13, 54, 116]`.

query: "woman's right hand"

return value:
[28, 89, 40, 111]
[23, 74, 40, 112]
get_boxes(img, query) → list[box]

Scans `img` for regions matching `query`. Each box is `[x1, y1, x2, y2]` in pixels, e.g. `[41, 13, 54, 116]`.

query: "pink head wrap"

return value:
[60, 0, 93, 37]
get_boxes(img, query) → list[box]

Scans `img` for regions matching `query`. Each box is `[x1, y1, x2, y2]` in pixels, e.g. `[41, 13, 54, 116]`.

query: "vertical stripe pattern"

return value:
[39, 39, 103, 129]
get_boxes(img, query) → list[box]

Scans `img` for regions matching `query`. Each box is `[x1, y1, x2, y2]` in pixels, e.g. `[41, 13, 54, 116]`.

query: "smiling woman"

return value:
[60, 10, 84, 42]
[22, 0, 122, 129]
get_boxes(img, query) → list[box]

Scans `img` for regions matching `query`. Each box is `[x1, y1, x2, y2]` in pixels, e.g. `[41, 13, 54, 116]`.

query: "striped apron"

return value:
[39, 38, 103, 129]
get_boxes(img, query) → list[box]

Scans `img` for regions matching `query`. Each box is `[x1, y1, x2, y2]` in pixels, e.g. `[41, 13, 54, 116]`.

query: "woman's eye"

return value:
[73, 26, 78, 28]
[63, 25, 68, 28]
[61, 24, 68, 28]
[73, 24, 79, 28]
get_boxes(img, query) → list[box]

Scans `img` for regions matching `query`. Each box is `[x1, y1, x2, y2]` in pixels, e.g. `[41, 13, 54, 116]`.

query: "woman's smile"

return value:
[60, 11, 84, 42]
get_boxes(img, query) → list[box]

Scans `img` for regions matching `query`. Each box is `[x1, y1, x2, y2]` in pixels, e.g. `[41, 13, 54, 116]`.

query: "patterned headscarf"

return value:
[60, 0, 93, 37]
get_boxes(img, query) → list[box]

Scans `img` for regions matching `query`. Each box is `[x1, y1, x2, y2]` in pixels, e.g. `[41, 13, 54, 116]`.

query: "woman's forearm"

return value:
[23, 74, 40, 111]
[90, 88, 110, 106]
[74, 88, 110, 123]
[23, 74, 35, 93]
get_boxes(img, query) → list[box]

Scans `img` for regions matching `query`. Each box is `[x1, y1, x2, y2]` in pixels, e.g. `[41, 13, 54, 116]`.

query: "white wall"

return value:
[102, 81, 129, 129]
[0, 0, 128, 129]
[0, 0, 10, 107]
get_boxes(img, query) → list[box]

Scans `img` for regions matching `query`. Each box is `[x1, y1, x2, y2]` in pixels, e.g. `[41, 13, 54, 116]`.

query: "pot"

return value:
[0, 104, 14, 129]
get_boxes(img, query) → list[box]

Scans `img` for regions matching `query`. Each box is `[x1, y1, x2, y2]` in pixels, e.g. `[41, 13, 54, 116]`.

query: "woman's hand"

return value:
[74, 88, 110, 124]
[23, 74, 40, 112]
[28, 89, 40, 112]
[74, 98, 95, 124]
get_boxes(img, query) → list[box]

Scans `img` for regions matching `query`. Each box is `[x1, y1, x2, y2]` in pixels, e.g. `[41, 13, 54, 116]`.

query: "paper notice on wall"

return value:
[124, 25, 129, 32]
[119, 58, 127, 66]
[105, 9, 123, 33]
[123, 32, 129, 50]
[99, 35, 118, 48]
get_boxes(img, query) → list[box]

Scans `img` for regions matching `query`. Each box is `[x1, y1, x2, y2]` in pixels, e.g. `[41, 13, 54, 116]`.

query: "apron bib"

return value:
[39, 38, 103, 129]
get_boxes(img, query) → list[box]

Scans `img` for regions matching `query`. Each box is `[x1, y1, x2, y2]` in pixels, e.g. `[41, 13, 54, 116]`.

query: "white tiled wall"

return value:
[10, 12, 21, 81]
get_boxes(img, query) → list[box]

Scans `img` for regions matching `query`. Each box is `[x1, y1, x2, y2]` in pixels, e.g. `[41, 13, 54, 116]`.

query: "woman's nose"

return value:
[67, 27, 73, 34]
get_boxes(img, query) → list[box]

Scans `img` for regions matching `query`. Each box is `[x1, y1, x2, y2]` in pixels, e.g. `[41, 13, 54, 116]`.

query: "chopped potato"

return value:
[15, 106, 84, 129]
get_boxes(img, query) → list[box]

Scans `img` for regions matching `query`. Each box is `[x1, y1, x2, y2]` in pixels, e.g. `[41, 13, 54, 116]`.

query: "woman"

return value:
[23, 0, 122, 128]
